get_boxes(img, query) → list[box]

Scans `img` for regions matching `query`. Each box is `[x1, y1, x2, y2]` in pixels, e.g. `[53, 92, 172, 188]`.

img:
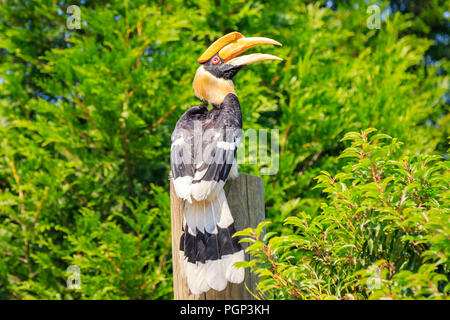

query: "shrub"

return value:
[237, 129, 449, 300]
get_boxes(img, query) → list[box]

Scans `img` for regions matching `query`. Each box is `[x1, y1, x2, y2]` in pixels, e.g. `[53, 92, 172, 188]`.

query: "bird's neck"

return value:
[193, 65, 236, 107]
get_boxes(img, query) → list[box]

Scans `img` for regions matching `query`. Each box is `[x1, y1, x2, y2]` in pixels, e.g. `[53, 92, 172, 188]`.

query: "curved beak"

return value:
[219, 37, 283, 66]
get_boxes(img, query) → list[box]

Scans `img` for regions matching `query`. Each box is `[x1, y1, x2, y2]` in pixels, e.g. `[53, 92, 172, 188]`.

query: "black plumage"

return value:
[180, 223, 242, 263]
[171, 93, 243, 264]
[171, 93, 242, 187]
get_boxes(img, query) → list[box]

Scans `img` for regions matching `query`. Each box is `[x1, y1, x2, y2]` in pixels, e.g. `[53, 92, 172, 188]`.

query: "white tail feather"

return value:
[205, 259, 227, 291]
[225, 250, 245, 283]
[181, 189, 245, 294]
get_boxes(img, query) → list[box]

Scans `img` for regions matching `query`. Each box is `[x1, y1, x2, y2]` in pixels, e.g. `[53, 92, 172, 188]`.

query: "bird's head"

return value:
[193, 32, 282, 106]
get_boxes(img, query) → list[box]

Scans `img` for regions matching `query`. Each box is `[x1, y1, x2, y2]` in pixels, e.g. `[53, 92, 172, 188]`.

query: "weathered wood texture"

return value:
[170, 174, 265, 300]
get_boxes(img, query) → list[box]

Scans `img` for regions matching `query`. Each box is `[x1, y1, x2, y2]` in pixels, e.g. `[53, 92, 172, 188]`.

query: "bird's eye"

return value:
[211, 56, 221, 65]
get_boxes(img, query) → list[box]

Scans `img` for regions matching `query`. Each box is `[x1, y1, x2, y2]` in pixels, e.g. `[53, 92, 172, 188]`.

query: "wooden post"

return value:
[170, 174, 265, 300]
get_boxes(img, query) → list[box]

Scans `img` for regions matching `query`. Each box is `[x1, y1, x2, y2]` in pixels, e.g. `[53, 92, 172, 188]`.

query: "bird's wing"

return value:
[188, 125, 240, 201]
[170, 105, 202, 201]
[170, 105, 241, 202]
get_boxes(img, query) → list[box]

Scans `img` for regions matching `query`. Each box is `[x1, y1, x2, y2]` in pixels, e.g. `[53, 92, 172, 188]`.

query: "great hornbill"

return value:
[170, 32, 282, 294]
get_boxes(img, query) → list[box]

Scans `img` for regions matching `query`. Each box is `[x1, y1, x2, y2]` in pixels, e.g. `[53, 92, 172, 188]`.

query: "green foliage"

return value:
[0, 0, 447, 299]
[237, 129, 449, 300]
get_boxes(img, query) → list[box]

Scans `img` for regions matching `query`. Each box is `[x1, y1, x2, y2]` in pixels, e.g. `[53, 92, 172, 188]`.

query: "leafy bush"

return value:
[237, 129, 449, 300]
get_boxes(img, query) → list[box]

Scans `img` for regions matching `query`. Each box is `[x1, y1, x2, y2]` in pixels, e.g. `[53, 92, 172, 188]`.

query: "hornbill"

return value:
[170, 32, 282, 294]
